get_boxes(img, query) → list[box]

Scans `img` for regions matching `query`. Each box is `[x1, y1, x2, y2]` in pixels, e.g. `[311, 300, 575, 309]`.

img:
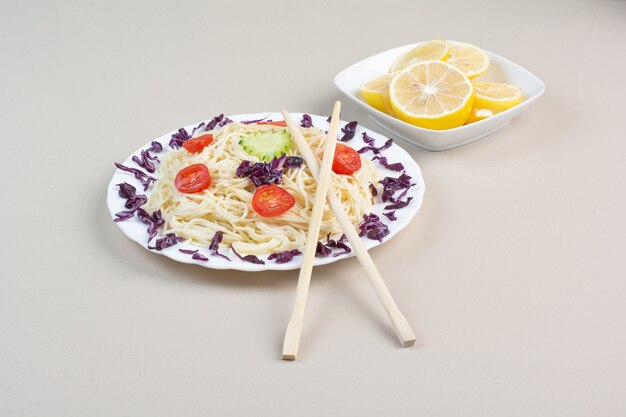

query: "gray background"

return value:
[1, 1, 625, 416]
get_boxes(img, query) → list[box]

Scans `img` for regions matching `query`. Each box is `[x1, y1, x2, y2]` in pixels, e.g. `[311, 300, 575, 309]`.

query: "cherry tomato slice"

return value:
[182, 134, 213, 153]
[175, 164, 212, 194]
[332, 143, 362, 175]
[251, 185, 295, 217]
[257, 120, 287, 127]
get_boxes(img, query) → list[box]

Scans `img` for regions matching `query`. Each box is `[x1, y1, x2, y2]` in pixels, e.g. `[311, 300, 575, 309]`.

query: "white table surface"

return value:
[1, 1, 625, 416]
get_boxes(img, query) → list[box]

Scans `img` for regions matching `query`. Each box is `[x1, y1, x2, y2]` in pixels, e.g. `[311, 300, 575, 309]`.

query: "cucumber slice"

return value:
[238, 129, 292, 161]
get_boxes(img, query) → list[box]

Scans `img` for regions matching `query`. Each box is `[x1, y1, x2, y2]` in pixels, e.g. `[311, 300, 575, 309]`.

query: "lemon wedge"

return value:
[360, 73, 397, 116]
[446, 42, 489, 79]
[389, 61, 474, 130]
[389, 40, 451, 73]
[473, 81, 523, 112]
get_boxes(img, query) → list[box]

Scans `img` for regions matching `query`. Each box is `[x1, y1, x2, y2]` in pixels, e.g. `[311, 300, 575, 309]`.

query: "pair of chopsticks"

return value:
[281, 102, 416, 361]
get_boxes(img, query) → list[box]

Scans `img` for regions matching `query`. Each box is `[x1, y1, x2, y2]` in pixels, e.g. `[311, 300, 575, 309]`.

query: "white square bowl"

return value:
[334, 42, 546, 151]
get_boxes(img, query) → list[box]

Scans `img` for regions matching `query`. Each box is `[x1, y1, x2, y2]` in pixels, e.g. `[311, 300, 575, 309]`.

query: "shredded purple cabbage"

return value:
[268, 249, 302, 264]
[384, 197, 413, 210]
[136, 208, 165, 242]
[132, 149, 160, 173]
[315, 234, 351, 257]
[209, 232, 230, 261]
[113, 182, 147, 222]
[357, 132, 393, 155]
[372, 155, 404, 172]
[124, 194, 147, 211]
[379, 172, 415, 203]
[149, 141, 163, 153]
[168, 128, 192, 149]
[240, 114, 270, 124]
[359, 213, 390, 242]
[339, 121, 358, 142]
[148, 233, 184, 251]
[179, 249, 198, 255]
[300, 114, 313, 128]
[114, 163, 156, 191]
[113, 211, 135, 222]
[169, 114, 232, 149]
[383, 211, 397, 221]
[117, 182, 137, 199]
[369, 183, 378, 197]
[284, 156, 303, 168]
[236, 154, 300, 187]
[178, 249, 208, 262]
[230, 245, 265, 265]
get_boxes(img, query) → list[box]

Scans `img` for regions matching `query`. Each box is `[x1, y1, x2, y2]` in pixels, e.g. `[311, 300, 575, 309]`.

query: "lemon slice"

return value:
[360, 73, 397, 116]
[446, 42, 489, 79]
[389, 40, 451, 73]
[389, 61, 474, 130]
[473, 81, 523, 112]
[465, 107, 494, 124]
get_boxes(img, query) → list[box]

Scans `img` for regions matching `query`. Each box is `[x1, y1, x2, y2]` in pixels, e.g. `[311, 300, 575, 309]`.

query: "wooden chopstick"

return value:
[281, 101, 342, 361]
[282, 108, 416, 350]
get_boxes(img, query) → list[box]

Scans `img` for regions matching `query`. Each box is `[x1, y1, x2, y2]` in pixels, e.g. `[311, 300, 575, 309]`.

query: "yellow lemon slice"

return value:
[360, 73, 397, 116]
[465, 107, 494, 124]
[389, 40, 451, 73]
[446, 42, 489, 79]
[473, 81, 524, 112]
[389, 61, 474, 130]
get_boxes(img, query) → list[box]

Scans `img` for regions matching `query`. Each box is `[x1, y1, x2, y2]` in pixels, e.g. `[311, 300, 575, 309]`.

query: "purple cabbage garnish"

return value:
[149, 141, 163, 153]
[178, 249, 208, 262]
[383, 211, 397, 221]
[358, 213, 390, 242]
[284, 156, 303, 169]
[209, 231, 230, 261]
[357, 132, 393, 155]
[369, 183, 378, 197]
[148, 233, 184, 251]
[114, 163, 156, 191]
[384, 197, 413, 210]
[379, 172, 415, 203]
[168, 114, 232, 149]
[132, 149, 160, 173]
[339, 121, 358, 142]
[236, 154, 300, 187]
[113, 182, 147, 222]
[113, 211, 136, 222]
[315, 241, 332, 257]
[268, 249, 302, 264]
[230, 245, 265, 265]
[117, 182, 137, 199]
[300, 114, 313, 128]
[241, 114, 270, 124]
[192, 252, 209, 261]
[206, 114, 233, 129]
[372, 155, 404, 172]
[124, 194, 147, 211]
[136, 208, 165, 242]
[315, 234, 351, 257]
[168, 128, 192, 149]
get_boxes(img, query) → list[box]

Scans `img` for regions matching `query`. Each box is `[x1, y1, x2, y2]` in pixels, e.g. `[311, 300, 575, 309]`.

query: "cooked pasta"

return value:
[143, 122, 381, 255]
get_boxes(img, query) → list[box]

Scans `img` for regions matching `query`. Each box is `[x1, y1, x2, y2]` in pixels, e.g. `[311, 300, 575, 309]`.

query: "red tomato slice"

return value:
[257, 120, 287, 127]
[182, 134, 213, 153]
[251, 185, 295, 217]
[332, 143, 362, 175]
[175, 164, 212, 193]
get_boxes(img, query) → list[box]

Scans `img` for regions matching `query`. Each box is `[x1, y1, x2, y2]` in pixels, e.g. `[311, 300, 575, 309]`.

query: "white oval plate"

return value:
[107, 112, 425, 272]
[335, 41, 546, 151]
